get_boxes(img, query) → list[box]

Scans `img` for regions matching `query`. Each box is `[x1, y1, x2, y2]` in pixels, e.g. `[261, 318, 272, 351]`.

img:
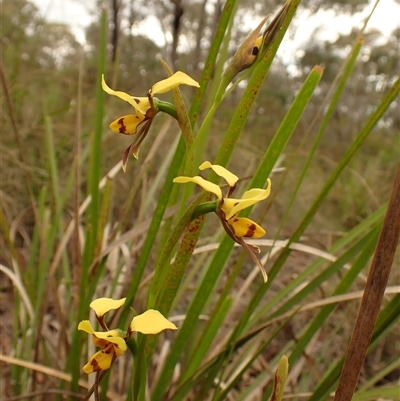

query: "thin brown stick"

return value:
[3, 389, 84, 401]
[1, 354, 124, 400]
[94, 371, 100, 401]
[82, 369, 109, 401]
[334, 162, 400, 401]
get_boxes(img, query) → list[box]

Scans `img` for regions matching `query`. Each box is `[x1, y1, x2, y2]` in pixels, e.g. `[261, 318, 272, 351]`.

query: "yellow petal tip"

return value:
[130, 309, 177, 334]
[90, 297, 126, 317]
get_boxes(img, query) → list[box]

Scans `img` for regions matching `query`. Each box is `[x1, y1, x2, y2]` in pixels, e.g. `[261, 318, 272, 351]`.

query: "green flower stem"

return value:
[190, 201, 218, 220]
[156, 99, 177, 119]
[132, 334, 147, 401]
[187, 0, 236, 127]
[213, 0, 299, 173]
[123, 0, 236, 394]
[191, 0, 237, 169]
[192, 100, 220, 163]
[151, 3, 301, 399]
[160, 60, 195, 176]
[192, 60, 235, 167]
[118, 141, 184, 326]
[147, 193, 206, 309]
[140, 0, 237, 322]
[118, 45, 224, 324]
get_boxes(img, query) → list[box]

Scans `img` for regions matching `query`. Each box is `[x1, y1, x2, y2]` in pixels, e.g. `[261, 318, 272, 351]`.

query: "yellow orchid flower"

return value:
[102, 71, 199, 170]
[173, 162, 271, 282]
[78, 297, 177, 374]
[78, 320, 127, 374]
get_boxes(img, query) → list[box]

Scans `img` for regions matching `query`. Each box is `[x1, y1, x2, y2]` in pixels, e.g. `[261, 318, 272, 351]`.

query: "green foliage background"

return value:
[0, 0, 399, 400]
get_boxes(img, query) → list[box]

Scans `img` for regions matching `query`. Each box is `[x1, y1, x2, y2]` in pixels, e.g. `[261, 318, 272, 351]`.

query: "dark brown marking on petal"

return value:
[252, 46, 259, 56]
[133, 97, 141, 104]
[90, 359, 101, 372]
[117, 118, 127, 134]
[103, 346, 114, 355]
[244, 223, 256, 238]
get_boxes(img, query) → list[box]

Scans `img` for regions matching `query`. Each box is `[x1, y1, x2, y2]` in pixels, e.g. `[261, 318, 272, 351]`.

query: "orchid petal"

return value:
[110, 114, 145, 135]
[241, 183, 271, 201]
[131, 97, 152, 113]
[102, 75, 150, 114]
[90, 297, 126, 317]
[78, 320, 95, 334]
[82, 343, 116, 374]
[222, 179, 271, 220]
[227, 216, 265, 238]
[173, 176, 223, 199]
[130, 309, 177, 334]
[92, 332, 126, 350]
[151, 71, 200, 95]
[199, 161, 238, 187]
[222, 196, 263, 220]
[93, 330, 127, 350]
[92, 336, 110, 348]
[78, 321, 127, 350]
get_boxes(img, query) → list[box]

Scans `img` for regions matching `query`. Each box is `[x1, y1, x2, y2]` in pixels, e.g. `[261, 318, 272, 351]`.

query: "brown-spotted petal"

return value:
[110, 114, 146, 135]
[82, 343, 116, 374]
[227, 216, 265, 239]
